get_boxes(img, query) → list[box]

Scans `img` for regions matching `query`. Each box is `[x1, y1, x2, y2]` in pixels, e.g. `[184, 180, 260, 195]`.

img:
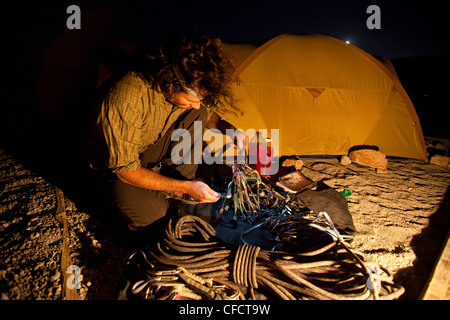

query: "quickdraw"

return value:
[127, 250, 241, 300]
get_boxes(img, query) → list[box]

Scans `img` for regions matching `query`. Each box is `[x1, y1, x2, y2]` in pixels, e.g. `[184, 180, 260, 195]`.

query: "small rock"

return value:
[349, 148, 388, 170]
[9, 286, 21, 299]
[294, 160, 303, 170]
[92, 239, 101, 248]
[30, 232, 40, 240]
[430, 154, 450, 167]
[54, 285, 62, 297]
[282, 158, 304, 170]
[340, 155, 352, 165]
[51, 271, 61, 281]
[70, 252, 80, 258]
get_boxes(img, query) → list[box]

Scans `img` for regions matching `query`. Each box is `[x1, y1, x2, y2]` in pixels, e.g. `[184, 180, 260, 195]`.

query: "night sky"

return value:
[6, 0, 450, 59]
[2, 0, 449, 147]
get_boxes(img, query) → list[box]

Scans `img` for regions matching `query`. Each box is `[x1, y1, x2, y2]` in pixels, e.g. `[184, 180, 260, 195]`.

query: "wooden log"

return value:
[421, 230, 450, 300]
[55, 186, 79, 300]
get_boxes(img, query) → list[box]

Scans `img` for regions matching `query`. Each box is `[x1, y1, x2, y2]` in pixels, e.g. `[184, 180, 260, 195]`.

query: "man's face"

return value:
[168, 91, 202, 110]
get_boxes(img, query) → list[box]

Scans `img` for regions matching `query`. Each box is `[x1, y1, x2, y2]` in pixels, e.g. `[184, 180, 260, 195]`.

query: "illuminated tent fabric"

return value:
[219, 34, 427, 160]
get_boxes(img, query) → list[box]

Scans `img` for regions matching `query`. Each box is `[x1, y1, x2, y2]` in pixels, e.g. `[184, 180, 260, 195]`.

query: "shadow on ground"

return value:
[394, 186, 450, 299]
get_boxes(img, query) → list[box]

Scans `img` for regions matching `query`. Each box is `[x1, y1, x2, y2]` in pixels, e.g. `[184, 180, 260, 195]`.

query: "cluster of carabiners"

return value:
[219, 163, 307, 222]
[230, 163, 262, 222]
[128, 250, 241, 300]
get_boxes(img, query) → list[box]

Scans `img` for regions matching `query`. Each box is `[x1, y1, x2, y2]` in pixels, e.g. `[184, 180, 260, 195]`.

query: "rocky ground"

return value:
[0, 137, 449, 300]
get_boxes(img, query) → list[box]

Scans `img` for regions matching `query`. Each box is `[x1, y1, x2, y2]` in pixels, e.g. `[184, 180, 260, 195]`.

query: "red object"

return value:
[255, 142, 273, 176]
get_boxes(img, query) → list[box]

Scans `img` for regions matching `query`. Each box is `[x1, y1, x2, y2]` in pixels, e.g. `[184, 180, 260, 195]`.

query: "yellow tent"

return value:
[219, 34, 427, 160]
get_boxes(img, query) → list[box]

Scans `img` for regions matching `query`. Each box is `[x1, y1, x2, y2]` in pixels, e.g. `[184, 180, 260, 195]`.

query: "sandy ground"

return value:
[0, 137, 449, 300]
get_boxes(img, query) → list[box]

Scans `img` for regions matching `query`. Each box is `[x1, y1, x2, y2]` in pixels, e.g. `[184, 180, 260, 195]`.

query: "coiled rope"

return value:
[141, 215, 404, 300]
[233, 244, 260, 289]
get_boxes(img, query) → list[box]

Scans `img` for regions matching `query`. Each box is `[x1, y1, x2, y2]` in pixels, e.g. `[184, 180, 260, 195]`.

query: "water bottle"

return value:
[256, 135, 273, 176]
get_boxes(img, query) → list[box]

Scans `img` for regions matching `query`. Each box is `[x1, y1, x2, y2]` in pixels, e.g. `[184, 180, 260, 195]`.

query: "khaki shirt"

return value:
[98, 71, 188, 173]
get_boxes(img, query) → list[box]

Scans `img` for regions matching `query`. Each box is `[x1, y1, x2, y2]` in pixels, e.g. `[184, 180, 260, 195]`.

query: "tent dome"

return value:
[219, 34, 426, 160]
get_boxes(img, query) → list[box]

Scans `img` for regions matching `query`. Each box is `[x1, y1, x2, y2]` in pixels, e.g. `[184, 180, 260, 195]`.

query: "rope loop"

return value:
[232, 243, 260, 289]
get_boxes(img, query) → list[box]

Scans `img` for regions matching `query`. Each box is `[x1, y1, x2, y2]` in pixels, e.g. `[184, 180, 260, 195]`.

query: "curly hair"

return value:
[151, 32, 234, 107]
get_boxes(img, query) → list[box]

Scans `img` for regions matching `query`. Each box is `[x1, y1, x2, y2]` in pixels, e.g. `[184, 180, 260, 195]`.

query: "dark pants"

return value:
[104, 107, 208, 233]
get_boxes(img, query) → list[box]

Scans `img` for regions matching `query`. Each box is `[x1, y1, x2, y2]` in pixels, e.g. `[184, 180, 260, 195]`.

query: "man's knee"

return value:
[107, 179, 171, 229]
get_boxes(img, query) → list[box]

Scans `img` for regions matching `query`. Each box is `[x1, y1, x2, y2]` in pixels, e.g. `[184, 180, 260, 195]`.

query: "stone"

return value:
[340, 155, 352, 165]
[430, 154, 450, 167]
[349, 148, 388, 170]
[376, 168, 389, 174]
[282, 158, 304, 170]
[51, 271, 61, 281]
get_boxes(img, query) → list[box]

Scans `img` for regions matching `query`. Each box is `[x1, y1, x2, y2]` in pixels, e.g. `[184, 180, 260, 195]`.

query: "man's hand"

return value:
[230, 129, 249, 154]
[206, 113, 249, 153]
[116, 167, 219, 203]
[186, 180, 220, 203]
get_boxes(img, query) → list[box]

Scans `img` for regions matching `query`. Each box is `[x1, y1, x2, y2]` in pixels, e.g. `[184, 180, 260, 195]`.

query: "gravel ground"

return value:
[1, 138, 449, 300]
[0, 148, 131, 300]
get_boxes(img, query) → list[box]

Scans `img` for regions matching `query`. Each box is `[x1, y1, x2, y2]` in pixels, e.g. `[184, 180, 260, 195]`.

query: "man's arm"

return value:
[206, 112, 249, 150]
[116, 167, 220, 203]
[206, 112, 231, 132]
[115, 112, 244, 204]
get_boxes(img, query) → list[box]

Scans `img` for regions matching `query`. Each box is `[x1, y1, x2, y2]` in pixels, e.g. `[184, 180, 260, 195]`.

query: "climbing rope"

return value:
[126, 215, 404, 300]
[123, 163, 404, 300]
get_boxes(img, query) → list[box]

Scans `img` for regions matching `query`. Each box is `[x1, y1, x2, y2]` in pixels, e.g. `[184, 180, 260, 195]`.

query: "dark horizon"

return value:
[5, 0, 450, 59]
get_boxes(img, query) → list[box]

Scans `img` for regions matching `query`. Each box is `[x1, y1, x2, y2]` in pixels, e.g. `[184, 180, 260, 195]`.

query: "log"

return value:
[421, 230, 450, 300]
[55, 186, 79, 300]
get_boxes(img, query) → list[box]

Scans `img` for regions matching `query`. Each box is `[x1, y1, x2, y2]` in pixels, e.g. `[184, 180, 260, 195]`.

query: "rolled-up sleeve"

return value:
[101, 74, 145, 173]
